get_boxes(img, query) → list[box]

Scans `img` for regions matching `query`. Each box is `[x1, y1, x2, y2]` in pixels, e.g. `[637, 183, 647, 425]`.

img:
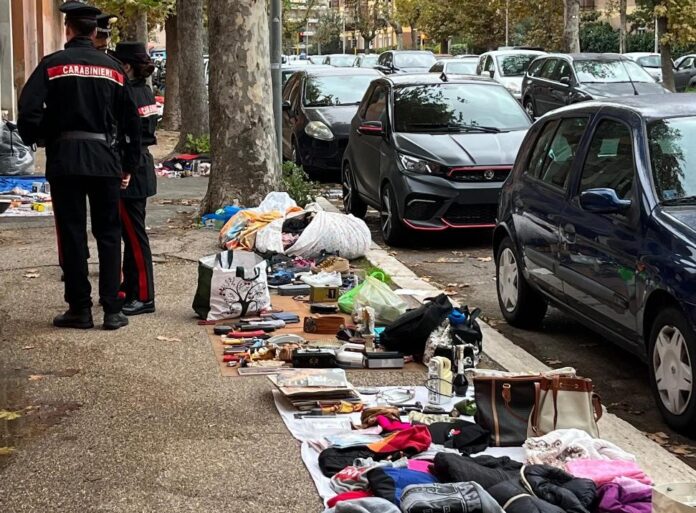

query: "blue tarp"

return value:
[0, 175, 47, 194]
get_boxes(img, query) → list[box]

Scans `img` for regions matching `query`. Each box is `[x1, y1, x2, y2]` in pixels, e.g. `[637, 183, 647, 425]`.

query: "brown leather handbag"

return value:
[528, 376, 603, 438]
[303, 315, 346, 335]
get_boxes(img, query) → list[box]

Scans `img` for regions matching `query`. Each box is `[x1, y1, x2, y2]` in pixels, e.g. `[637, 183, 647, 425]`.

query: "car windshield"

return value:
[359, 55, 379, 66]
[648, 116, 696, 205]
[637, 55, 661, 68]
[446, 61, 478, 74]
[394, 53, 436, 68]
[329, 55, 357, 67]
[393, 83, 531, 133]
[574, 60, 656, 83]
[303, 74, 374, 106]
[498, 54, 540, 76]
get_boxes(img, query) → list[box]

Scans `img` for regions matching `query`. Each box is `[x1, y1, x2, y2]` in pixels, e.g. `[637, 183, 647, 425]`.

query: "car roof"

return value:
[326, 54, 355, 58]
[303, 67, 380, 77]
[534, 53, 637, 62]
[386, 50, 434, 55]
[440, 57, 478, 63]
[624, 52, 659, 57]
[380, 72, 500, 86]
[547, 95, 696, 121]
[483, 50, 546, 56]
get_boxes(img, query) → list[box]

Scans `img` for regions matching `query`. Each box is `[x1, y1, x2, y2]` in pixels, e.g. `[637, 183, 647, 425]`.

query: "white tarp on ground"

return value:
[272, 386, 526, 506]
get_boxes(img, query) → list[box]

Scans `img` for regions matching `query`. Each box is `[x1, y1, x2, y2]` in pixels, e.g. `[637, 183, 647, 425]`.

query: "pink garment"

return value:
[565, 459, 652, 486]
[407, 459, 434, 475]
[376, 415, 411, 433]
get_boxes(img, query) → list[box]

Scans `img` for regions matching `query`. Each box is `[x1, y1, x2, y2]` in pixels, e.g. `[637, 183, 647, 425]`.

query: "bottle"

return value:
[453, 345, 469, 396]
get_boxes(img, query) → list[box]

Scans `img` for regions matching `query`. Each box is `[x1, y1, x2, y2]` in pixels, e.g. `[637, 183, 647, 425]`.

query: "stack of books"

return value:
[268, 368, 361, 411]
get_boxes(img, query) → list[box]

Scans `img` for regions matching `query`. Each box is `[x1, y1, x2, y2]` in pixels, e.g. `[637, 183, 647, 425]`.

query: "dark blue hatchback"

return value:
[494, 95, 696, 432]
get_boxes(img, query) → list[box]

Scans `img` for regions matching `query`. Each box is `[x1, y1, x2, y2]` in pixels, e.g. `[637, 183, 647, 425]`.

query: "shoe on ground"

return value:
[53, 309, 94, 329]
[312, 256, 350, 274]
[103, 312, 129, 330]
[122, 300, 156, 316]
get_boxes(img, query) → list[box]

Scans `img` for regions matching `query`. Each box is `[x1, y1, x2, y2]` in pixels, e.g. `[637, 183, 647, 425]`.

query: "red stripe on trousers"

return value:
[119, 200, 149, 302]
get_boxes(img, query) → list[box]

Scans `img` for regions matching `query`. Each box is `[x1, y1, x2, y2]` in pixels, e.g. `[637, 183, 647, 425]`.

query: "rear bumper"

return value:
[393, 172, 505, 231]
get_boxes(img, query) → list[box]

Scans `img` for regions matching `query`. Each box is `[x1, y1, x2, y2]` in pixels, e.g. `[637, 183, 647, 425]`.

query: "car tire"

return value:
[524, 98, 536, 119]
[380, 184, 407, 246]
[648, 307, 696, 435]
[342, 162, 367, 218]
[495, 237, 548, 328]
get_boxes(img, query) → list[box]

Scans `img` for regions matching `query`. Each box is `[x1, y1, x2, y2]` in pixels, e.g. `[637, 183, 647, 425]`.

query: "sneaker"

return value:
[103, 312, 129, 330]
[53, 309, 94, 329]
[312, 256, 350, 274]
[122, 300, 156, 316]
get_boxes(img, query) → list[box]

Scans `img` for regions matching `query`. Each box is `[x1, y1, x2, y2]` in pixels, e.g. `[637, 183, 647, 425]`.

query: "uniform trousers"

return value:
[120, 198, 155, 302]
[50, 176, 122, 314]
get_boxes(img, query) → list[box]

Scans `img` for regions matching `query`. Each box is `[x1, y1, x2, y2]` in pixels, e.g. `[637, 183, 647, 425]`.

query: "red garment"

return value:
[326, 490, 373, 508]
[376, 415, 412, 433]
[368, 425, 432, 454]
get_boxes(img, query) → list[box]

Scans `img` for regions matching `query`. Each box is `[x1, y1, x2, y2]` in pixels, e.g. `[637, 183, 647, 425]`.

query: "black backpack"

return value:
[380, 293, 453, 359]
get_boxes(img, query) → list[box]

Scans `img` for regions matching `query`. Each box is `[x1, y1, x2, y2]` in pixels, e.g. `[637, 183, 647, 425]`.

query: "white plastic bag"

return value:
[256, 192, 297, 214]
[287, 211, 371, 259]
[352, 276, 408, 324]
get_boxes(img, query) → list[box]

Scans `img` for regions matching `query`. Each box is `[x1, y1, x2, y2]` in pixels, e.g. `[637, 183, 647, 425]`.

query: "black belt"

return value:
[59, 131, 108, 142]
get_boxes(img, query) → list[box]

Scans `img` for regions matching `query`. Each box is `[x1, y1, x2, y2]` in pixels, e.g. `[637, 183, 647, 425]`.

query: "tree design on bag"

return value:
[218, 276, 265, 317]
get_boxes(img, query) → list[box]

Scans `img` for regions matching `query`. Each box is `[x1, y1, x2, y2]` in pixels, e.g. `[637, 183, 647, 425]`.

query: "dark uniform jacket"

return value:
[17, 36, 140, 179]
[122, 78, 157, 199]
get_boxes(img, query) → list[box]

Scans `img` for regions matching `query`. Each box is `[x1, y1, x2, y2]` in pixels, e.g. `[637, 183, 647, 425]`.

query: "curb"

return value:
[316, 196, 696, 483]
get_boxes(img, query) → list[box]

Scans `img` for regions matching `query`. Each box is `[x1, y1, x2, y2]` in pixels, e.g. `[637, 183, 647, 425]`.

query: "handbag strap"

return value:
[235, 266, 261, 281]
[593, 393, 603, 421]
[501, 383, 530, 425]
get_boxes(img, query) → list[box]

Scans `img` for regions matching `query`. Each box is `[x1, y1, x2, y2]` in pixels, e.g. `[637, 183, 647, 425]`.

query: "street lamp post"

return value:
[505, 0, 509, 47]
[270, 0, 283, 162]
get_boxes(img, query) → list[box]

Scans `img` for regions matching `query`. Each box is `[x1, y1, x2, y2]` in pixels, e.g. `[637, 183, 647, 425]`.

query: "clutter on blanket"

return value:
[0, 176, 52, 217]
[156, 153, 210, 178]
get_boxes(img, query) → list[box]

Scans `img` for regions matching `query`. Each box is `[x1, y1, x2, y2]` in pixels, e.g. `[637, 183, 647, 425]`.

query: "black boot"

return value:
[53, 309, 93, 329]
[103, 312, 129, 330]
[122, 299, 156, 316]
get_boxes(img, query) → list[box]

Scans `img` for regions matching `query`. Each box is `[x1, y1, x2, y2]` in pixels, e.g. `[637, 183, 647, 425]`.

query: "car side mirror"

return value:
[580, 188, 631, 214]
[489, 69, 495, 79]
[282, 100, 291, 110]
[560, 76, 571, 86]
[358, 121, 384, 136]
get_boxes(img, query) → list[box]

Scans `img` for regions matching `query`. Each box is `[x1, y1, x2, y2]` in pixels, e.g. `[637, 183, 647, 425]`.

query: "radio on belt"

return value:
[364, 351, 404, 369]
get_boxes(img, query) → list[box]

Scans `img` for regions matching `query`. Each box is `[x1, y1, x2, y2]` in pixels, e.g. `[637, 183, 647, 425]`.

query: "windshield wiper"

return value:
[661, 195, 696, 206]
[405, 123, 502, 133]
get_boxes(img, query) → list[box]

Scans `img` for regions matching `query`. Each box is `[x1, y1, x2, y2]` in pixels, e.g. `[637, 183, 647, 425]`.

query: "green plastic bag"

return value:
[338, 271, 386, 314]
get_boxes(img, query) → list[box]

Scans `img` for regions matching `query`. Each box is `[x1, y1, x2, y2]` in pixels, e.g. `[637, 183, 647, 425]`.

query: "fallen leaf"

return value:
[476, 257, 493, 263]
[669, 445, 695, 456]
[646, 432, 670, 445]
[24, 272, 40, 278]
[156, 336, 181, 343]
[0, 447, 15, 455]
[28, 374, 46, 381]
[22, 345, 35, 350]
[446, 283, 458, 288]
[0, 410, 22, 421]
[546, 359, 563, 366]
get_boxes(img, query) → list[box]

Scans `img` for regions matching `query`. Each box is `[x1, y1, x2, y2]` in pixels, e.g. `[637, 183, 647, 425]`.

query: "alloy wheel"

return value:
[498, 247, 519, 313]
[524, 100, 535, 119]
[342, 166, 353, 213]
[653, 324, 693, 415]
[381, 189, 393, 238]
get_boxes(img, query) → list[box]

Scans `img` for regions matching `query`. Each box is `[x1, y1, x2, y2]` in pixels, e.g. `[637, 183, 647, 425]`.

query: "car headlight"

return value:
[305, 121, 334, 141]
[398, 153, 443, 175]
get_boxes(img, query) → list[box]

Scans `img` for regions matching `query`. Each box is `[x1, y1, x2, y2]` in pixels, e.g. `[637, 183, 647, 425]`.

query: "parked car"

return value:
[429, 57, 479, 75]
[494, 95, 696, 433]
[282, 67, 380, 174]
[322, 54, 357, 67]
[476, 50, 547, 99]
[342, 74, 531, 245]
[282, 61, 326, 86]
[674, 54, 696, 92]
[521, 53, 669, 118]
[375, 50, 437, 74]
[354, 54, 380, 68]
[624, 52, 663, 82]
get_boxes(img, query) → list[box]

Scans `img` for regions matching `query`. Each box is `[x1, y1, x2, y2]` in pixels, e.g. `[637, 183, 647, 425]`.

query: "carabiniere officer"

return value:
[17, 0, 141, 330]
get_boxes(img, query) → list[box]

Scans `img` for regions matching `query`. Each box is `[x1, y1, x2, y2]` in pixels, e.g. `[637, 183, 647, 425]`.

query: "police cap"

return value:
[59, 1, 101, 21]
[96, 13, 117, 37]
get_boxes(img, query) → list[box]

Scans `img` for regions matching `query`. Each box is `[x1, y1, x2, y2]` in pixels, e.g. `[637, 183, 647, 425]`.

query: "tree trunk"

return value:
[440, 38, 449, 55]
[177, 0, 209, 151]
[161, 14, 181, 131]
[409, 26, 418, 49]
[200, 0, 280, 214]
[618, 0, 627, 53]
[657, 16, 675, 92]
[564, 0, 580, 53]
[363, 35, 374, 53]
[389, 21, 404, 50]
[135, 7, 148, 43]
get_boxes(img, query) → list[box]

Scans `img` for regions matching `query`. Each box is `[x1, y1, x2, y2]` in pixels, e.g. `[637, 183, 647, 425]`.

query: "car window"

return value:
[288, 75, 302, 109]
[363, 85, 388, 123]
[303, 74, 376, 106]
[282, 74, 297, 100]
[499, 54, 541, 77]
[637, 55, 661, 68]
[648, 116, 696, 204]
[527, 59, 545, 77]
[381, 53, 393, 67]
[552, 60, 572, 82]
[539, 59, 558, 79]
[678, 57, 695, 70]
[580, 119, 635, 200]
[539, 117, 588, 189]
[446, 61, 478, 74]
[527, 120, 560, 179]
[483, 56, 494, 72]
[574, 59, 655, 83]
[431, 63, 444, 73]
[358, 84, 376, 118]
[394, 53, 436, 68]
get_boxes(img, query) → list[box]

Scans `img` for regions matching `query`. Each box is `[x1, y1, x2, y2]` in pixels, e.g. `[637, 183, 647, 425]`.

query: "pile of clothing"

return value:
[156, 153, 210, 178]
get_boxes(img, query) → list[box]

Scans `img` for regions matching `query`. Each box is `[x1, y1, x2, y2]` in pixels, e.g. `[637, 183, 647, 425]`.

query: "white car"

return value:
[476, 50, 547, 100]
[624, 52, 663, 82]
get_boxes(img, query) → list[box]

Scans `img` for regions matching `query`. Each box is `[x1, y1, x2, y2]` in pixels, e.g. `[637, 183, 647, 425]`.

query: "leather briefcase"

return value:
[303, 315, 346, 335]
